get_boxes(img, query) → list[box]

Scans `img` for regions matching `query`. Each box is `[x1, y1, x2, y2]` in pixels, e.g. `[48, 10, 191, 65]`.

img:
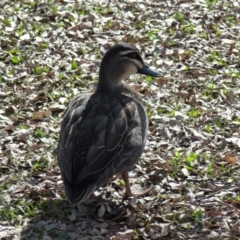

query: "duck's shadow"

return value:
[20, 196, 133, 239]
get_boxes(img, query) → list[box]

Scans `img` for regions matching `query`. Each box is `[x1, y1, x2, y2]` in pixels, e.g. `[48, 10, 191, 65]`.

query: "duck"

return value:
[57, 43, 163, 205]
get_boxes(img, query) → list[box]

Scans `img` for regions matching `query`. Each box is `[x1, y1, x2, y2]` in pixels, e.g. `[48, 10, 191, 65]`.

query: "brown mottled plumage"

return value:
[57, 43, 162, 204]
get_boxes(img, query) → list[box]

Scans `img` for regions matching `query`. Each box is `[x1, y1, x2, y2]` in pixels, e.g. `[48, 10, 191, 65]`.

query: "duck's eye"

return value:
[128, 52, 137, 59]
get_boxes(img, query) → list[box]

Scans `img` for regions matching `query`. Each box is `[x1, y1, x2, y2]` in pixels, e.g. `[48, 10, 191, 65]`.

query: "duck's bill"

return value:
[138, 65, 163, 77]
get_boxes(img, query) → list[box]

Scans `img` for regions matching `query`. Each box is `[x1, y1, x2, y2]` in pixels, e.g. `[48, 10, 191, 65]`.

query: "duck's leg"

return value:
[122, 172, 133, 199]
[122, 172, 152, 200]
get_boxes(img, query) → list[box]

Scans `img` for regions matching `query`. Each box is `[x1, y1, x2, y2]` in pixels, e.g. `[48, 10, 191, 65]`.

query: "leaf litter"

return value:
[0, 0, 240, 239]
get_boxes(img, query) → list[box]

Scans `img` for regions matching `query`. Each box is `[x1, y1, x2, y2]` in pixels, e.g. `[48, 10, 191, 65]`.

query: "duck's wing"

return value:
[57, 94, 140, 204]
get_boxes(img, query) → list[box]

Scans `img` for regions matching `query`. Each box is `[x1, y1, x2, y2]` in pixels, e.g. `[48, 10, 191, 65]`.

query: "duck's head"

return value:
[97, 43, 163, 91]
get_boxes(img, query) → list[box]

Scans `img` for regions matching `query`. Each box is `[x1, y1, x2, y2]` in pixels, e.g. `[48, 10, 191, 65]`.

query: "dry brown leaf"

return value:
[32, 110, 51, 120]
[225, 154, 238, 165]
[30, 144, 42, 151]
[5, 125, 14, 132]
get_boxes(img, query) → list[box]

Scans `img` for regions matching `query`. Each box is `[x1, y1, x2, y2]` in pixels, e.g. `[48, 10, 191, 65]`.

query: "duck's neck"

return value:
[96, 72, 123, 94]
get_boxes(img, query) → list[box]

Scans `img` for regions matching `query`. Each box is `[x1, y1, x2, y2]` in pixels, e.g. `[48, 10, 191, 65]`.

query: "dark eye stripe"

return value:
[126, 52, 143, 63]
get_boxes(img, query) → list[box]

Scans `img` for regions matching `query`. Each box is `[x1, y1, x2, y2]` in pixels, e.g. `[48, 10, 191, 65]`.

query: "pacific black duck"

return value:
[58, 43, 162, 204]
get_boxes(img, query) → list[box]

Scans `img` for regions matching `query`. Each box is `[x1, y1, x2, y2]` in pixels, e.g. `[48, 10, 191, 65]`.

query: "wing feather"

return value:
[57, 93, 144, 204]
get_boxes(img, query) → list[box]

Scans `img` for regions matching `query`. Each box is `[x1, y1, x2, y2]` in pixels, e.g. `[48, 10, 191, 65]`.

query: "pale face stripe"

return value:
[119, 50, 143, 69]
[132, 59, 143, 69]
[119, 50, 136, 55]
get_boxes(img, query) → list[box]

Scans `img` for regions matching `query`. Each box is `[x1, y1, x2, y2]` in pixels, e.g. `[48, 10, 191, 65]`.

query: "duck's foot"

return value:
[121, 172, 152, 200]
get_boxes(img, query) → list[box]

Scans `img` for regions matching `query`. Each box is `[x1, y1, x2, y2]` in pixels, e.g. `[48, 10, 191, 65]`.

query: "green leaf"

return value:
[205, 125, 211, 133]
[119, 179, 125, 186]
[146, 75, 153, 83]
[35, 129, 47, 138]
[12, 56, 19, 64]
[189, 108, 201, 118]
[186, 152, 198, 163]
[43, 66, 50, 72]
[8, 49, 21, 55]
[175, 150, 182, 159]
[35, 66, 42, 75]
[71, 60, 78, 70]
[175, 12, 184, 21]
[215, 118, 221, 127]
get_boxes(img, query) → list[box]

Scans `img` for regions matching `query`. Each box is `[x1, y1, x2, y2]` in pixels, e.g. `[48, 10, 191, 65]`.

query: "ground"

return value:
[0, 0, 240, 239]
